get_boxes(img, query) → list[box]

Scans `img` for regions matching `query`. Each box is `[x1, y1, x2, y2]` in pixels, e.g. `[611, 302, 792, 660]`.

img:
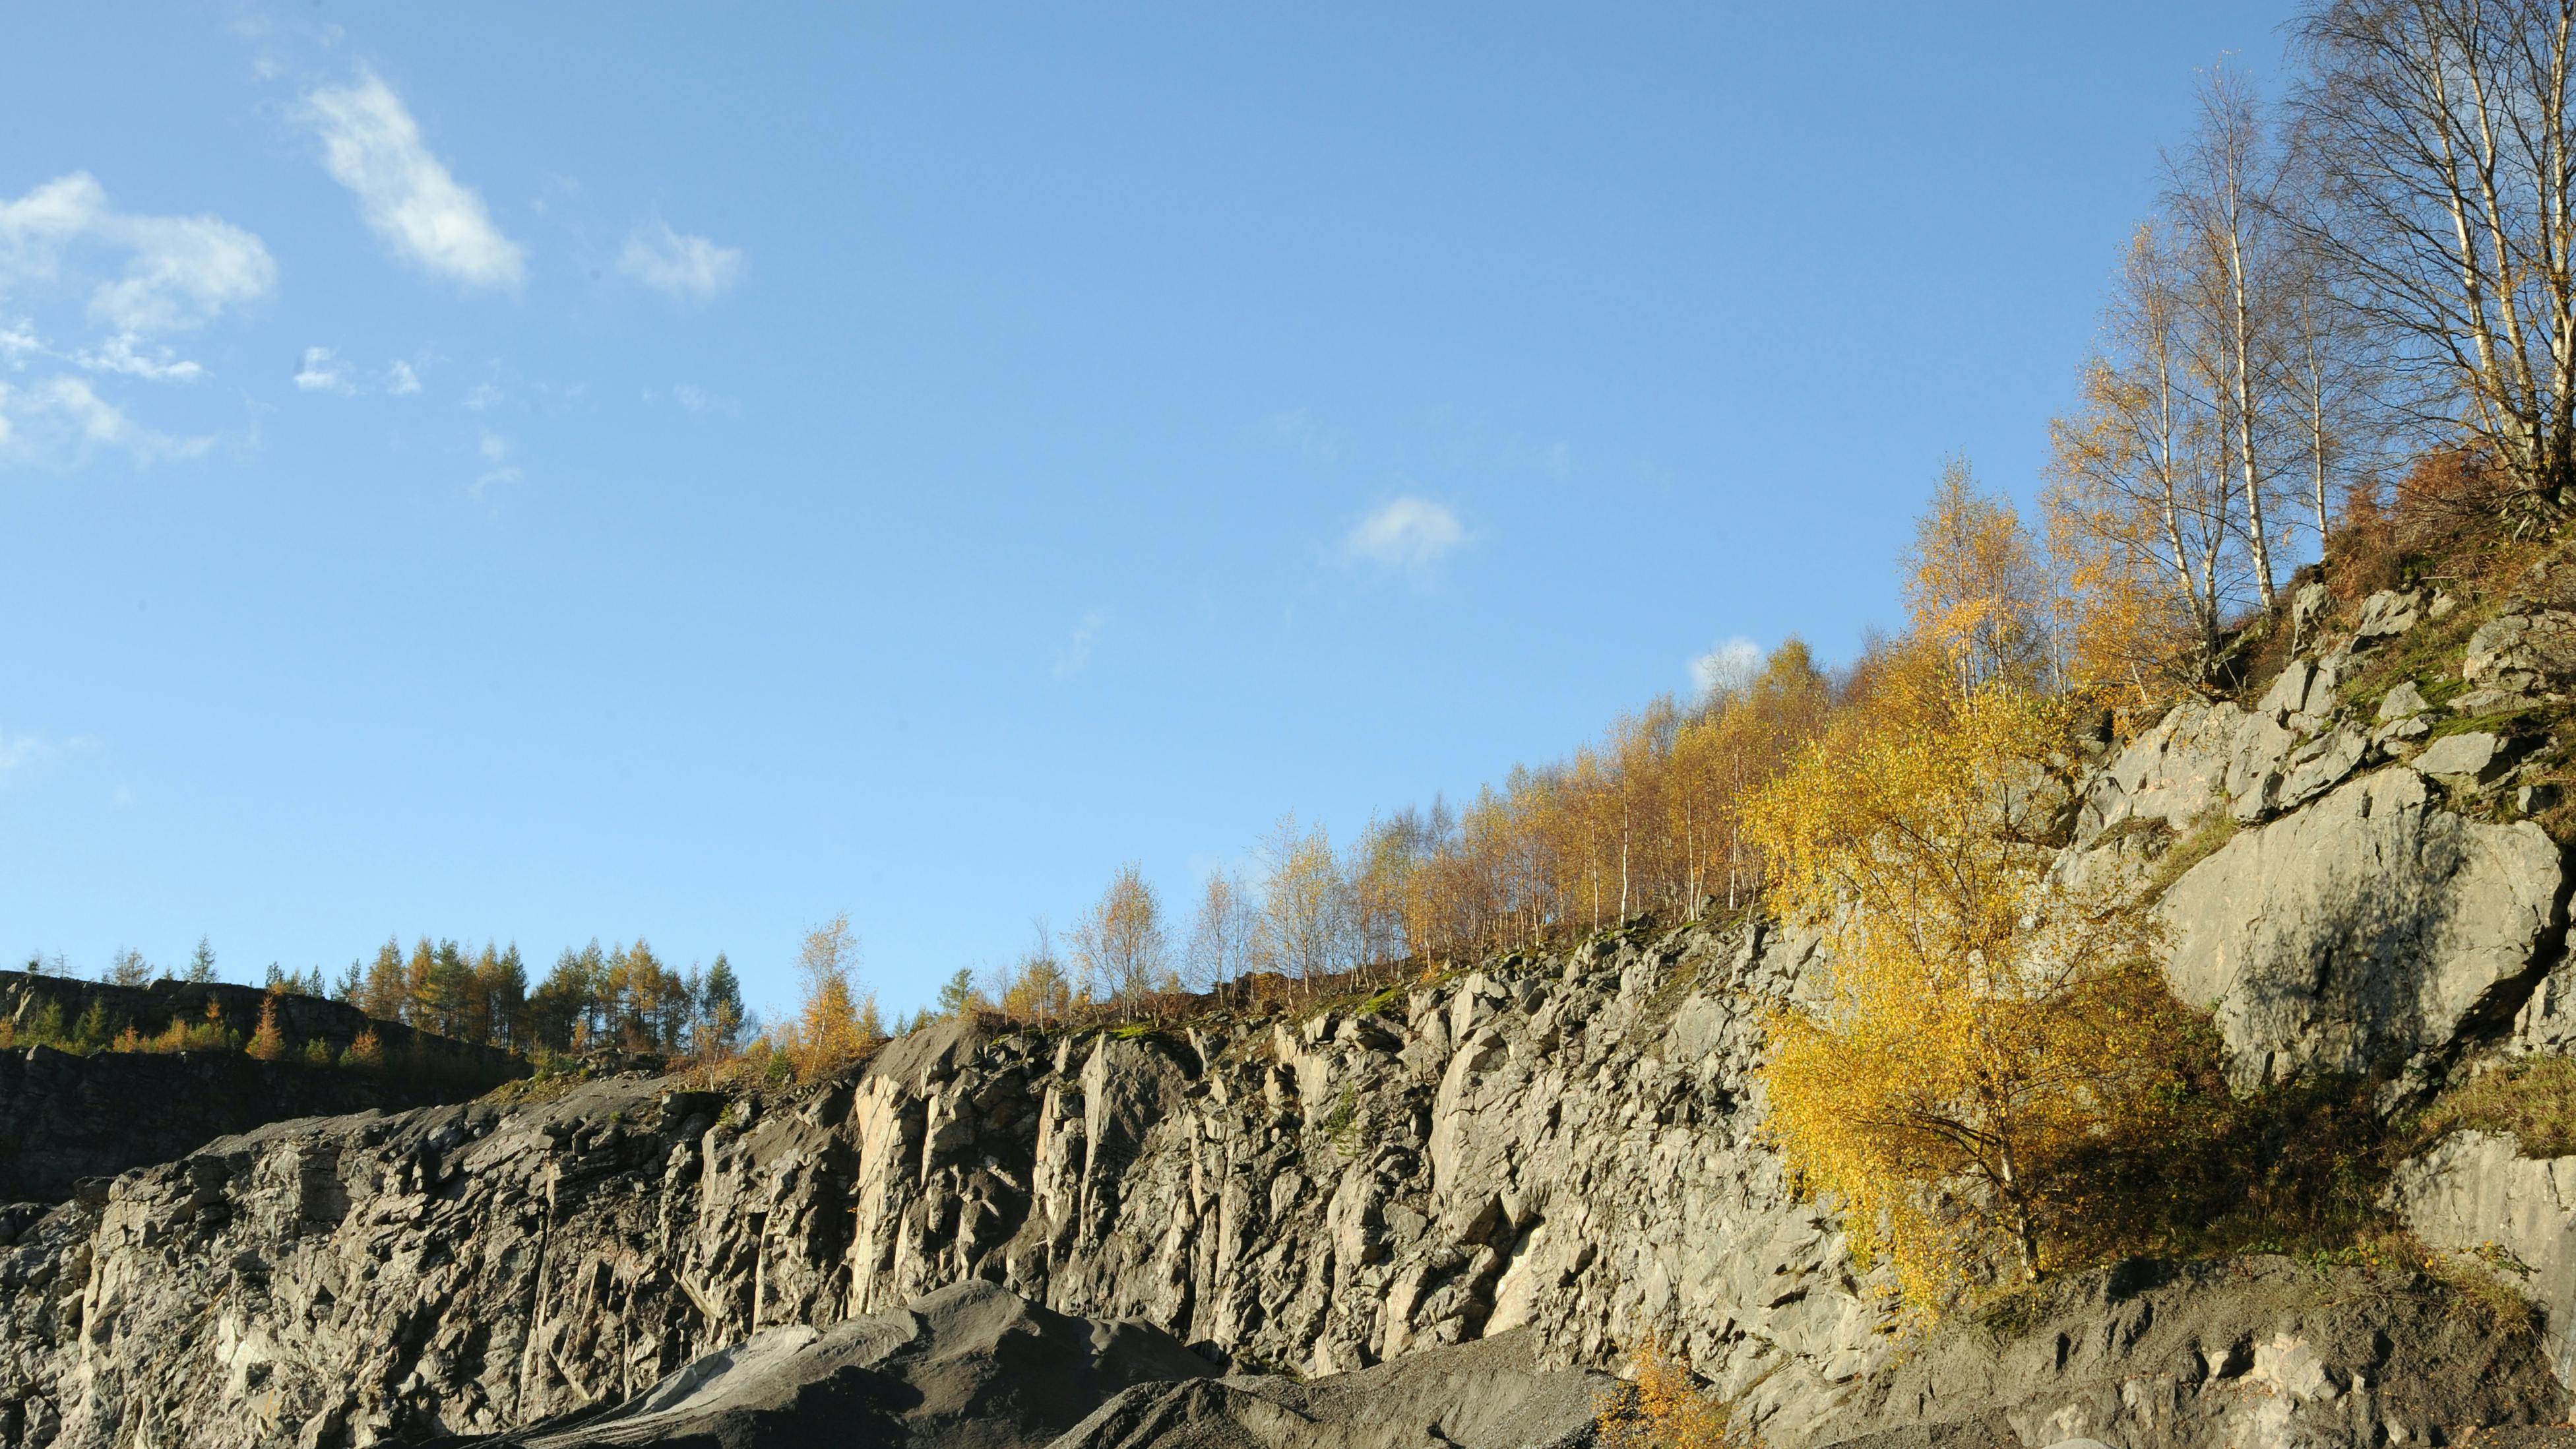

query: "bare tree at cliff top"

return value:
[2169, 63, 2293, 609]
[2295, 0, 2576, 528]
[1073, 864, 1172, 1010]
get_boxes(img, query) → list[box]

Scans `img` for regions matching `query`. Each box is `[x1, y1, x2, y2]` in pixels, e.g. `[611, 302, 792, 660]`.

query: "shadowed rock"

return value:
[449, 1279, 1218, 1448]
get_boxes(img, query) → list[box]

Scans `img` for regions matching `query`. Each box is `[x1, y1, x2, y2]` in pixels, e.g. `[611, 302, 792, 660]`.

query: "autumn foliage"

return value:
[246, 991, 288, 1063]
[1746, 659, 2199, 1306]
[1594, 1345, 1755, 1449]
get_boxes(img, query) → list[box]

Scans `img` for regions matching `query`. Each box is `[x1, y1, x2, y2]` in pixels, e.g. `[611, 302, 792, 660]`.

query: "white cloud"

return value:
[1689, 637, 1763, 700]
[71, 334, 203, 383]
[460, 381, 501, 410]
[301, 70, 525, 290]
[0, 319, 42, 367]
[615, 219, 743, 302]
[0, 374, 211, 465]
[0, 172, 275, 335]
[0, 174, 106, 290]
[386, 358, 421, 395]
[1053, 609, 1108, 680]
[88, 214, 276, 335]
[671, 382, 739, 418]
[293, 345, 354, 394]
[472, 428, 520, 496]
[1342, 496, 1464, 569]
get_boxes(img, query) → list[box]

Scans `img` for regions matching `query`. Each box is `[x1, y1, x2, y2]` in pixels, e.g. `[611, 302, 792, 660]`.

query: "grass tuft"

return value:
[2145, 809, 2239, 897]
[2406, 1054, 2576, 1159]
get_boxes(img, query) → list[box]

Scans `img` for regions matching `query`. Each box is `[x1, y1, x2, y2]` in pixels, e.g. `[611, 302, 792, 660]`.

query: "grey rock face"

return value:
[0, 1045, 515, 1208]
[2413, 731, 2506, 783]
[2160, 767, 2565, 1084]
[462, 1278, 1220, 1449]
[2078, 671, 2370, 845]
[2466, 612, 2576, 695]
[2377, 682, 2430, 723]
[0, 926, 1901, 1448]
[1054, 1328, 1612, 1449]
[2079, 699, 2246, 841]
[2353, 590, 2424, 643]
[2291, 583, 2334, 655]
[0, 975, 522, 1205]
[1817, 1258, 2558, 1449]
[2391, 1132, 2576, 1386]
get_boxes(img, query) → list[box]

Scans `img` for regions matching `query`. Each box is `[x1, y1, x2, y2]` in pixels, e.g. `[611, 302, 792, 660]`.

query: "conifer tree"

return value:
[360, 939, 407, 1021]
[402, 938, 438, 1027]
[700, 953, 744, 1053]
[936, 967, 980, 1019]
[246, 992, 288, 1063]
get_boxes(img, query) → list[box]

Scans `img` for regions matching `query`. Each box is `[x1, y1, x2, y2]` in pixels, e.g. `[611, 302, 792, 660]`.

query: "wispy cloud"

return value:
[71, 334, 203, 383]
[301, 69, 525, 290]
[386, 358, 421, 395]
[0, 173, 277, 338]
[670, 382, 739, 418]
[1688, 637, 1762, 700]
[0, 319, 42, 367]
[293, 345, 354, 394]
[1, 322, 207, 384]
[1263, 406, 1341, 463]
[1342, 496, 1465, 570]
[615, 219, 743, 302]
[0, 731, 100, 784]
[0, 375, 210, 466]
[0, 733, 44, 778]
[472, 428, 521, 497]
[1053, 609, 1109, 680]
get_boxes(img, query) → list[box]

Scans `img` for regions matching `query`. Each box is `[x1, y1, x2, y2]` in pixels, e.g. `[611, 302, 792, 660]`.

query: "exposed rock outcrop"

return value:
[0, 1045, 517, 1208]
[1823, 1258, 2558, 1449]
[2391, 1132, 2576, 1383]
[456, 1278, 1222, 1448]
[0, 926, 1904, 1448]
[1054, 1327, 1613, 1449]
[2076, 589, 2576, 1089]
[0, 975, 523, 1206]
[2159, 767, 2565, 1086]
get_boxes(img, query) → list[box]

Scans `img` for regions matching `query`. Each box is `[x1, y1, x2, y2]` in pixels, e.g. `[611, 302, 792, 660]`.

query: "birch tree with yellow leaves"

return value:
[1901, 460, 2054, 693]
[1748, 655, 2194, 1306]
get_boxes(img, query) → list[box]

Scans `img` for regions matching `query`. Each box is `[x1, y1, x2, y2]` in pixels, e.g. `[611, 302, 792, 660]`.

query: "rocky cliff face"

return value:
[0, 975, 522, 1206]
[12, 585, 2576, 1448]
[1, 904, 2565, 1449]
[0, 922, 1901, 1448]
[0, 1047, 517, 1210]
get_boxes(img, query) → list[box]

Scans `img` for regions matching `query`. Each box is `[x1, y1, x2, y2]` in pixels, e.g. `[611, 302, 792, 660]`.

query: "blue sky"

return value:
[1, 3, 2296, 1016]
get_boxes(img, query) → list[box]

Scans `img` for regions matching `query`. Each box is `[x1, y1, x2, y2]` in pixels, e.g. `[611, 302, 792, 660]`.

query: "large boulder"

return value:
[1813, 1258, 2558, 1449]
[2160, 767, 2565, 1085]
[1051, 1328, 1612, 1449]
[458, 1278, 1218, 1448]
